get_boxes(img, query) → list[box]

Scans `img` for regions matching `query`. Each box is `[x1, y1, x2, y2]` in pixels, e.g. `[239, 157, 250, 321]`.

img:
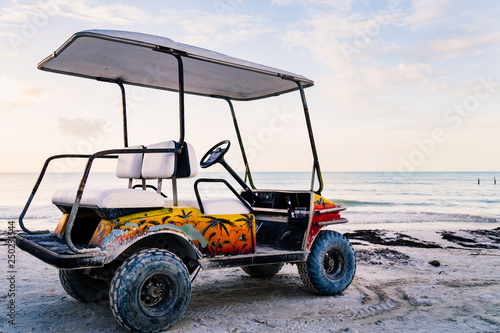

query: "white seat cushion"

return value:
[52, 188, 165, 209]
[116, 145, 144, 179]
[202, 198, 251, 215]
[142, 141, 176, 179]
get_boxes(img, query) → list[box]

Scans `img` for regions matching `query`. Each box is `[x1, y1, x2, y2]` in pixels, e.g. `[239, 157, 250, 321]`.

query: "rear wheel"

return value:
[298, 231, 356, 295]
[241, 263, 284, 279]
[109, 249, 191, 333]
[59, 269, 109, 303]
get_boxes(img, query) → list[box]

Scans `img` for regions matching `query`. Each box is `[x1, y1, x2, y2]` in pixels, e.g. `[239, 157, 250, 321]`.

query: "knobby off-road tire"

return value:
[298, 231, 356, 295]
[59, 269, 109, 303]
[109, 249, 191, 333]
[241, 263, 284, 278]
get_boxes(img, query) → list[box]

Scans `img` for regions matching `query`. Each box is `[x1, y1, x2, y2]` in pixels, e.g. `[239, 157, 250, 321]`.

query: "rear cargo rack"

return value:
[16, 233, 107, 269]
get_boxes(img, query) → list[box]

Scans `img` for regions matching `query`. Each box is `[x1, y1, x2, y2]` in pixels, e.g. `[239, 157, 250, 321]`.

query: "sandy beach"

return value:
[1, 224, 499, 333]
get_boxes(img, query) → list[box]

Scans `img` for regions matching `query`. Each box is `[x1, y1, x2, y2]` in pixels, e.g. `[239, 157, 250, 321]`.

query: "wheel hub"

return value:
[324, 248, 346, 279]
[138, 274, 177, 316]
[327, 258, 335, 267]
[147, 285, 162, 299]
[141, 276, 165, 306]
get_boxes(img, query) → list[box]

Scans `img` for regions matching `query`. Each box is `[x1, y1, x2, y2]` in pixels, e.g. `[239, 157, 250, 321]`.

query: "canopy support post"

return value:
[172, 54, 186, 206]
[295, 81, 323, 195]
[220, 97, 256, 189]
[174, 54, 185, 147]
[116, 81, 129, 147]
[96, 78, 129, 147]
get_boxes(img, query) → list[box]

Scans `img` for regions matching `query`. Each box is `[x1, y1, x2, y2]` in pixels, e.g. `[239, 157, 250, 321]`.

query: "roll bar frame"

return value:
[20, 46, 324, 254]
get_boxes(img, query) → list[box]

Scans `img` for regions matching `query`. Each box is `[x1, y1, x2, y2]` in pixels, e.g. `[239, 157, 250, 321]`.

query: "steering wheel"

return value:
[200, 140, 231, 168]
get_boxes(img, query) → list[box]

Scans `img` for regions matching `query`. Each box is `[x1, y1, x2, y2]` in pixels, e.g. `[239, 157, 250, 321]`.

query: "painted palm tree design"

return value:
[236, 214, 255, 250]
[201, 216, 236, 237]
[176, 209, 196, 226]
[207, 232, 234, 255]
[228, 233, 248, 253]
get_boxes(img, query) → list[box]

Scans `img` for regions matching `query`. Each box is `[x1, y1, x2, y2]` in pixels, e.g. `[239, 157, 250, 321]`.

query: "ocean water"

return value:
[1, 172, 499, 231]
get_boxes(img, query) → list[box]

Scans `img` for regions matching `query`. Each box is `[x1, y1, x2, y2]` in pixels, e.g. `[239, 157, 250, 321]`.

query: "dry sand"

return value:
[1, 224, 499, 333]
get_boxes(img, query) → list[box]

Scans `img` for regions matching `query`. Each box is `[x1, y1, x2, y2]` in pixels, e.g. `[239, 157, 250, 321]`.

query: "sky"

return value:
[1, 0, 499, 173]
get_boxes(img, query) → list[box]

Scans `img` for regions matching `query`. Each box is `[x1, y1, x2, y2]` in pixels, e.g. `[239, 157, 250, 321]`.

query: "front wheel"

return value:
[298, 231, 356, 295]
[109, 249, 191, 333]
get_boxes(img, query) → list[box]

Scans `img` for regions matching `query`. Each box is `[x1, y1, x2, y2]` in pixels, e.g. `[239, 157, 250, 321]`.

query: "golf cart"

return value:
[16, 30, 356, 333]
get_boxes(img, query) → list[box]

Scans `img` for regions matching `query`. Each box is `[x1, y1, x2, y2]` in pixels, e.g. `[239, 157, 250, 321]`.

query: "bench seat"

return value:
[53, 188, 250, 219]
[53, 188, 165, 209]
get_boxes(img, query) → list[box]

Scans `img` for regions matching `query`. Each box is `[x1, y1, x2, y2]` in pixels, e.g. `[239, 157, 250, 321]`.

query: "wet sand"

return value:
[1, 225, 499, 332]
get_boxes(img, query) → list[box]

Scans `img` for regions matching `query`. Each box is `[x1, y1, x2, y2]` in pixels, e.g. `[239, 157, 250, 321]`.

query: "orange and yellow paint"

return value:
[87, 207, 256, 256]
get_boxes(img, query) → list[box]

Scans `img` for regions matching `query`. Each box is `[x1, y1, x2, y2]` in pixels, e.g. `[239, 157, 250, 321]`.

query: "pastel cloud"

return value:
[0, 76, 59, 108]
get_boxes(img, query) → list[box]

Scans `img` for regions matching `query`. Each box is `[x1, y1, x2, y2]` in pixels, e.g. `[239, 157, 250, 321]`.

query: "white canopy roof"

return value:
[38, 30, 314, 101]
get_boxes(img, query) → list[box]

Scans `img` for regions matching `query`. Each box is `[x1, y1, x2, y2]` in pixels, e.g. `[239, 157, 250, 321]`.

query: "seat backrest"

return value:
[116, 145, 144, 179]
[142, 141, 176, 179]
[141, 141, 198, 179]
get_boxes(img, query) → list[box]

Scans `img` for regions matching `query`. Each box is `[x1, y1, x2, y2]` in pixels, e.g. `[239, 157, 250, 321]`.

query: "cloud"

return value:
[0, 0, 148, 28]
[0, 1, 51, 28]
[276, 0, 500, 127]
[423, 31, 500, 61]
[156, 8, 275, 47]
[320, 63, 446, 114]
[280, 2, 405, 70]
[401, 0, 452, 31]
[1, 1, 275, 49]
[0, 76, 60, 108]
[57, 117, 111, 138]
[1, 1, 273, 55]
[271, 0, 352, 9]
[280, 0, 500, 69]
[396, 0, 500, 61]
[62, 1, 149, 25]
[271, 0, 296, 5]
